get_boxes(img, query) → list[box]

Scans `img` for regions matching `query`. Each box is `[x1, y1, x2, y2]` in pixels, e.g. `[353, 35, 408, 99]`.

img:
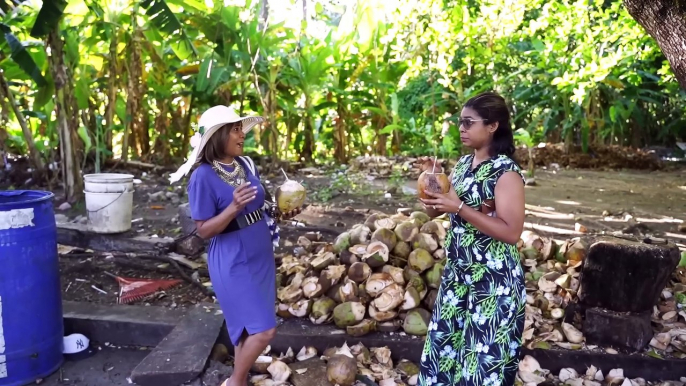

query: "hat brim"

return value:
[193, 116, 265, 165]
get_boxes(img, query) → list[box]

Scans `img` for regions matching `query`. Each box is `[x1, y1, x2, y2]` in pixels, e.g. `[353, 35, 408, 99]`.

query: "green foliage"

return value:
[1, 0, 685, 168]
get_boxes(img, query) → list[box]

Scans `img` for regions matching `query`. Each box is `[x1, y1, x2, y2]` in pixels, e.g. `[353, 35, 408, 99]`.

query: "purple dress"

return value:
[187, 159, 276, 346]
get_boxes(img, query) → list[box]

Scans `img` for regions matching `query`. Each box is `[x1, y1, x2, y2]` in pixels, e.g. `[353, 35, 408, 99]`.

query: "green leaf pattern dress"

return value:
[418, 154, 526, 386]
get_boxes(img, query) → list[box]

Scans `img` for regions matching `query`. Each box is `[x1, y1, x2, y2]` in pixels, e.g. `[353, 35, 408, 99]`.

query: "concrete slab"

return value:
[57, 222, 175, 253]
[130, 303, 225, 386]
[63, 300, 183, 347]
[41, 346, 150, 386]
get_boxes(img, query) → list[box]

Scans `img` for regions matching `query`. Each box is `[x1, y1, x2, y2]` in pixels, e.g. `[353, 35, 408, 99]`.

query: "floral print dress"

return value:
[419, 154, 527, 386]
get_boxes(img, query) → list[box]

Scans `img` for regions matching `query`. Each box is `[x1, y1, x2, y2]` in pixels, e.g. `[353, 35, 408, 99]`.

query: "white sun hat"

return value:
[169, 105, 265, 183]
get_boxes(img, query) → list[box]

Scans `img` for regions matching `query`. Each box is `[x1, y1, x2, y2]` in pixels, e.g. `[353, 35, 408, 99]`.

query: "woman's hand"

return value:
[413, 156, 444, 174]
[420, 185, 463, 214]
[229, 182, 257, 212]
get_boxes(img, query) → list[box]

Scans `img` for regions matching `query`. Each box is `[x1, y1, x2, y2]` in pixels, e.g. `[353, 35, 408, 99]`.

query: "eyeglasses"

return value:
[458, 118, 486, 129]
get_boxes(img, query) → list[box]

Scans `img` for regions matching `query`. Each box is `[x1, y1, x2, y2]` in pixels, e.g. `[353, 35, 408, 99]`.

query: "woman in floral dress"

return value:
[417, 92, 526, 386]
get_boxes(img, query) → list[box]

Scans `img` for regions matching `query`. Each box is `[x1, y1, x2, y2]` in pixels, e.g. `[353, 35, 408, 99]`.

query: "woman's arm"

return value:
[193, 183, 257, 240]
[455, 171, 525, 244]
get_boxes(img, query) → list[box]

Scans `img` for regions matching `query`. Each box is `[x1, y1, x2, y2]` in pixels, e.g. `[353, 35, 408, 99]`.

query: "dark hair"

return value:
[463, 91, 516, 159]
[199, 122, 241, 164]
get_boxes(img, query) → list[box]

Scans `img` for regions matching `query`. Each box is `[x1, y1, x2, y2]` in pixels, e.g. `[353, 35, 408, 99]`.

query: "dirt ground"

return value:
[56, 164, 686, 307]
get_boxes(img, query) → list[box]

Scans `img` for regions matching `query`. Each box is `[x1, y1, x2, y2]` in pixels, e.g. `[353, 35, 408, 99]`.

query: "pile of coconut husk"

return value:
[517, 355, 686, 386]
[276, 210, 447, 337]
[275, 210, 686, 356]
[248, 343, 419, 386]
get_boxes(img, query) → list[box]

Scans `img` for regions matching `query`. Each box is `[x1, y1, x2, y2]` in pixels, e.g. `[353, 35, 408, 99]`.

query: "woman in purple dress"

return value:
[169, 105, 301, 386]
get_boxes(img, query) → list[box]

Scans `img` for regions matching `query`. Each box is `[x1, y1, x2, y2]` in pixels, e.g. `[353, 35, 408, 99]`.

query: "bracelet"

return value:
[456, 201, 465, 214]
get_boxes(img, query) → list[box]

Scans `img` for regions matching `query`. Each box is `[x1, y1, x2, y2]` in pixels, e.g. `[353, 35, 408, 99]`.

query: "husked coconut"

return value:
[277, 283, 303, 303]
[363, 242, 390, 268]
[333, 302, 366, 328]
[372, 283, 405, 312]
[366, 273, 395, 297]
[406, 275, 428, 300]
[348, 262, 372, 283]
[326, 344, 358, 386]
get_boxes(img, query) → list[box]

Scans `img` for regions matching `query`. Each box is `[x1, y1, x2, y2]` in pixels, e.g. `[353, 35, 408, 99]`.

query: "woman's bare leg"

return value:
[227, 328, 276, 386]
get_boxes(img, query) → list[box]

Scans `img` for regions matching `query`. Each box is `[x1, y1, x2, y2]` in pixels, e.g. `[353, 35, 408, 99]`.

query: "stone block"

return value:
[584, 308, 653, 352]
[288, 357, 332, 386]
[130, 303, 225, 386]
[578, 236, 680, 313]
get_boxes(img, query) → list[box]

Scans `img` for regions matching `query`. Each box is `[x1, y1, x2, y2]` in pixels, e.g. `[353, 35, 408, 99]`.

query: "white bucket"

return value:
[84, 173, 134, 193]
[83, 173, 135, 234]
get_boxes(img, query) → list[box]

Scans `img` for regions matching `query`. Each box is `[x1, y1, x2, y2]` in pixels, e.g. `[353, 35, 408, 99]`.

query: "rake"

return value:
[104, 271, 183, 304]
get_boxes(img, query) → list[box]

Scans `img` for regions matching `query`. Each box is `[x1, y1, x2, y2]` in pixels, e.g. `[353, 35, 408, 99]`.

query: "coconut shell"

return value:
[338, 278, 360, 302]
[392, 241, 411, 259]
[302, 276, 325, 298]
[377, 320, 402, 332]
[409, 211, 431, 226]
[346, 319, 377, 337]
[348, 262, 372, 283]
[311, 251, 335, 270]
[403, 266, 420, 282]
[277, 303, 293, 319]
[423, 289, 438, 310]
[372, 228, 398, 250]
[369, 303, 398, 322]
[339, 250, 359, 265]
[375, 217, 397, 230]
[310, 297, 336, 324]
[327, 282, 343, 303]
[372, 283, 405, 312]
[350, 224, 372, 245]
[401, 286, 421, 310]
[364, 213, 385, 231]
[381, 265, 405, 285]
[433, 248, 446, 260]
[366, 272, 395, 297]
[412, 233, 438, 252]
[363, 241, 390, 268]
[406, 275, 428, 300]
[394, 221, 419, 242]
[288, 299, 312, 317]
[408, 248, 434, 273]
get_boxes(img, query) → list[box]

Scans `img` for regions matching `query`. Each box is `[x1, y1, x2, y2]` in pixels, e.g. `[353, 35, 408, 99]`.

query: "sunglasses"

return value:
[458, 118, 486, 129]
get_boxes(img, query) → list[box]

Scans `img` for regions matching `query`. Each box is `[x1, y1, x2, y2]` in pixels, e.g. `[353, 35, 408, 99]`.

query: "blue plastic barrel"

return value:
[0, 191, 63, 386]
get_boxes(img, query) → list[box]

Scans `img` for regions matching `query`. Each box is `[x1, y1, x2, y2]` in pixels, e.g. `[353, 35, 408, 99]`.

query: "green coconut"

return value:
[394, 221, 419, 242]
[371, 227, 398, 250]
[410, 211, 431, 226]
[392, 241, 411, 259]
[403, 308, 431, 336]
[408, 248, 435, 273]
[363, 242, 390, 268]
[349, 224, 371, 245]
[310, 297, 337, 324]
[412, 233, 438, 252]
[424, 261, 445, 289]
[333, 302, 366, 328]
[364, 213, 386, 231]
[333, 232, 352, 254]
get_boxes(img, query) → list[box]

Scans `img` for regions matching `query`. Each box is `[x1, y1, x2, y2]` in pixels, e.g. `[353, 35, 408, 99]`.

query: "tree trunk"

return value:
[152, 99, 170, 164]
[334, 102, 348, 163]
[124, 12, 143, 162]
[624, 0, 686, 89]
[47, 28, 83, 202]
[259, 0, 269, 30]
[0, 68, 44, 171]
[105, 31, 118, 158]
[180, 95, 194, 158]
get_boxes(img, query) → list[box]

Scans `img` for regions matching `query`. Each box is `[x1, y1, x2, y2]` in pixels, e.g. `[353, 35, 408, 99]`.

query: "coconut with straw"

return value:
[275, 168, 307, 213]
[417, 157, 450, 200]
